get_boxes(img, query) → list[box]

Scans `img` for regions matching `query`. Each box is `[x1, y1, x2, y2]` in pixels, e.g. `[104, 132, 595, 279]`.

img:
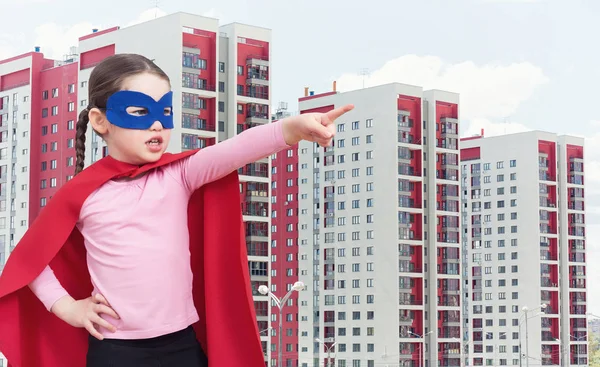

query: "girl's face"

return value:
[90, 72, 173, 165]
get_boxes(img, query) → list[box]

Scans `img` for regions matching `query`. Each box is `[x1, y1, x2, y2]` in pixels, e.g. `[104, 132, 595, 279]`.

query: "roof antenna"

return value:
[359, 68, 369, 89]
[152, 0, 160, 18]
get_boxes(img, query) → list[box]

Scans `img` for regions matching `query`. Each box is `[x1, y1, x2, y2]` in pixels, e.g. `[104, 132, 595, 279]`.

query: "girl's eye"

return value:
[126, 107, 149, 116]
[164, 108, 172, 116]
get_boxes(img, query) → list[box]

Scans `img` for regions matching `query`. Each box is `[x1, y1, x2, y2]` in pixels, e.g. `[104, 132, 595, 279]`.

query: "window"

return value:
[510, 159, 516, 167]
[68, 102, 74, 112]
[366, 119, 373, 128]
[67, 120, 74, 130]
[42, 90, 48, 100]
[51, 124, 58, 134]
[219, 62, 225, 72]
[68, 84, 75, 93]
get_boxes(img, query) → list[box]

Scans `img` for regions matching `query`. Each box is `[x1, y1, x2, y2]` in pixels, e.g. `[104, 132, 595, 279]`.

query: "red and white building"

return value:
[461, 132, 588, 366]
[0, 12, 272, 365]
[270, 83, 463, 367]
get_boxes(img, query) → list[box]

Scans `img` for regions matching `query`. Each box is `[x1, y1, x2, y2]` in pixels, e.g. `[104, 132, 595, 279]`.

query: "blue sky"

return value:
[1, 0, 598, 314]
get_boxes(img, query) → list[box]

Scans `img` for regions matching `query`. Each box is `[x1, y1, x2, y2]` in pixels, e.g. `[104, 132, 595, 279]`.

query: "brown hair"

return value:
[74, 54, 170, 175]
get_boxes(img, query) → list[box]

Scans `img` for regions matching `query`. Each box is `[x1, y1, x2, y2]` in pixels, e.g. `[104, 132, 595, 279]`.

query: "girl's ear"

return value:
[89, 108, 109, 135]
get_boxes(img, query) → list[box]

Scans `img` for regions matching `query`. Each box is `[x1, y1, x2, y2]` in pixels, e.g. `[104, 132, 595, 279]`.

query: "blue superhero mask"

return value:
[105, 91, 174, 130]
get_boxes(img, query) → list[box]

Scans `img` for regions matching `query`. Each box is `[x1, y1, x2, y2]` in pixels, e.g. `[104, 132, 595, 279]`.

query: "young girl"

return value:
[0, 54, 352, 367]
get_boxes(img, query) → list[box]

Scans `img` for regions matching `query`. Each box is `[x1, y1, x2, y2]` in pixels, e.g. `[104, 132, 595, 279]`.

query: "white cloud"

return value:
[462, 117, 531, 138]
[32, 22, 96, 60]
[23, 8, 170, 61]
[335, 54, 549, 122]
[126, 8, 168, 27]
[201, 8, 223, 19]
[0, 31, 28, 60]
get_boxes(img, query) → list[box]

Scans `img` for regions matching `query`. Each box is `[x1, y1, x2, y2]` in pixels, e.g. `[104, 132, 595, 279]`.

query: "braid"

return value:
[74, 108, 89, 176]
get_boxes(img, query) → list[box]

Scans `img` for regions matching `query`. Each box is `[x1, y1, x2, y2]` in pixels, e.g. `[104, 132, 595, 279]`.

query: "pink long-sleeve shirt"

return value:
[29, 121, 289, 339]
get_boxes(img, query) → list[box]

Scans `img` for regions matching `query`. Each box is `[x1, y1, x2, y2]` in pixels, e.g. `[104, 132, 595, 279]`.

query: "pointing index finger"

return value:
[325, 104, 354, 122]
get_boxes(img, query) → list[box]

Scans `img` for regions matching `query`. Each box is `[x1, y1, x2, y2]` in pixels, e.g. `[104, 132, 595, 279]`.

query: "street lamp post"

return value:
[315, 338, 337, 367]
[520, 304, 547, 367]
[258, 281, 305, 367]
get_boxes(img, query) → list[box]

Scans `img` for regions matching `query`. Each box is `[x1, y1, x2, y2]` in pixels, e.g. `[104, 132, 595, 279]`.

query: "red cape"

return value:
[0, 151, 264, 367]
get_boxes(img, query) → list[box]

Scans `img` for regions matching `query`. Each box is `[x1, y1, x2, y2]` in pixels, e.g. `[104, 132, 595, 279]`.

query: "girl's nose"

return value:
[149, 120, 163, 131]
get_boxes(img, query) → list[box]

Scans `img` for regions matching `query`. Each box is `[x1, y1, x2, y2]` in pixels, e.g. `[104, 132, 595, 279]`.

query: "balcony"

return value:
[246, 55, 269, 67]
[398, 162, 418, 177]
[246, 188, 268, 203]
[242, 202, 269, 218]
[399, 295, 422, 306]
[247, 241, 268, 257]
[440, 117, 459, 136]
[246, 70, 269, 87]
[237, 122, 261, 134]
[540, 250, 557, 261]
[437, 137, 458, 150]
[182, 72, 215, 92]
[246, 223, 268, 240]
[399, 260, 421, 274]
[181, 134, 214, 150]
[238, 162, 268, 178]
[437, 168, 459, 181]
[570, 157, 584, 173]
[182, 114, 215, 132]
[398, 131, 419, 145]
[246, 110, 269, 124]
[237, 88, 269, 100]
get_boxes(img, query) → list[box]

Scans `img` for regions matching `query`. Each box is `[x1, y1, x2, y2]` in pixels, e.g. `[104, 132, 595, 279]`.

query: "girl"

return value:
[0, 54, 352, 367]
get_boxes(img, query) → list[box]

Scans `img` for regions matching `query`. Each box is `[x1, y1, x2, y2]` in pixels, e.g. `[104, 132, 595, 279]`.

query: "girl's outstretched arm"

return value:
[180, 105, 353, 192]
[180, 119, 290, 192]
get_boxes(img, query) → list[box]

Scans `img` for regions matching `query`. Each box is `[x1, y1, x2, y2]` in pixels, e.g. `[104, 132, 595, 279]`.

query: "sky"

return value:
[0, 0, 598, 314]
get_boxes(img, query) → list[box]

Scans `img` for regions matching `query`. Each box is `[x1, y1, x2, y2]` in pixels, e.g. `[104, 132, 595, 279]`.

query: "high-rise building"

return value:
[270, 101, 301, 366]
[0, 12, 272, 365]
[460, 131, 588, 367]
[287, 83, 462, 367]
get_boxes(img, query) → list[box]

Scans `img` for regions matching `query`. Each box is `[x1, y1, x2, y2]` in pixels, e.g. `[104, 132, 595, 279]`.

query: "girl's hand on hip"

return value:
[51, 293, 120, 340]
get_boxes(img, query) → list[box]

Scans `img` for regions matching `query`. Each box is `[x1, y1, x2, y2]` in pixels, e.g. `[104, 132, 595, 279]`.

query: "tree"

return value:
[589, 335, 600, 367]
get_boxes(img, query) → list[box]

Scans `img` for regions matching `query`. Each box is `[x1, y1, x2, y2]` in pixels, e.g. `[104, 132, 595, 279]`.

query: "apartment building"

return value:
[460, 131, 588, 367]
[269, 103, 302, 366]
[0, 12, 272, 365]
[287, 83, 462, 367]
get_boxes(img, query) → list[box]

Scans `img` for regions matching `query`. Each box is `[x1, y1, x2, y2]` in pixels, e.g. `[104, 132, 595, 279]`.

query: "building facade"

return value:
[460, 131, 588, 367]
[269, 103, 303, 366]
[292, 83, 462, 367]
[0, 12, 272, 365]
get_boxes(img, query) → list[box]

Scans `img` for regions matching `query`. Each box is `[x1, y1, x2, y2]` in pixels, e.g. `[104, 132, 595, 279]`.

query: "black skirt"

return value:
[86, 325, 208, 367]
